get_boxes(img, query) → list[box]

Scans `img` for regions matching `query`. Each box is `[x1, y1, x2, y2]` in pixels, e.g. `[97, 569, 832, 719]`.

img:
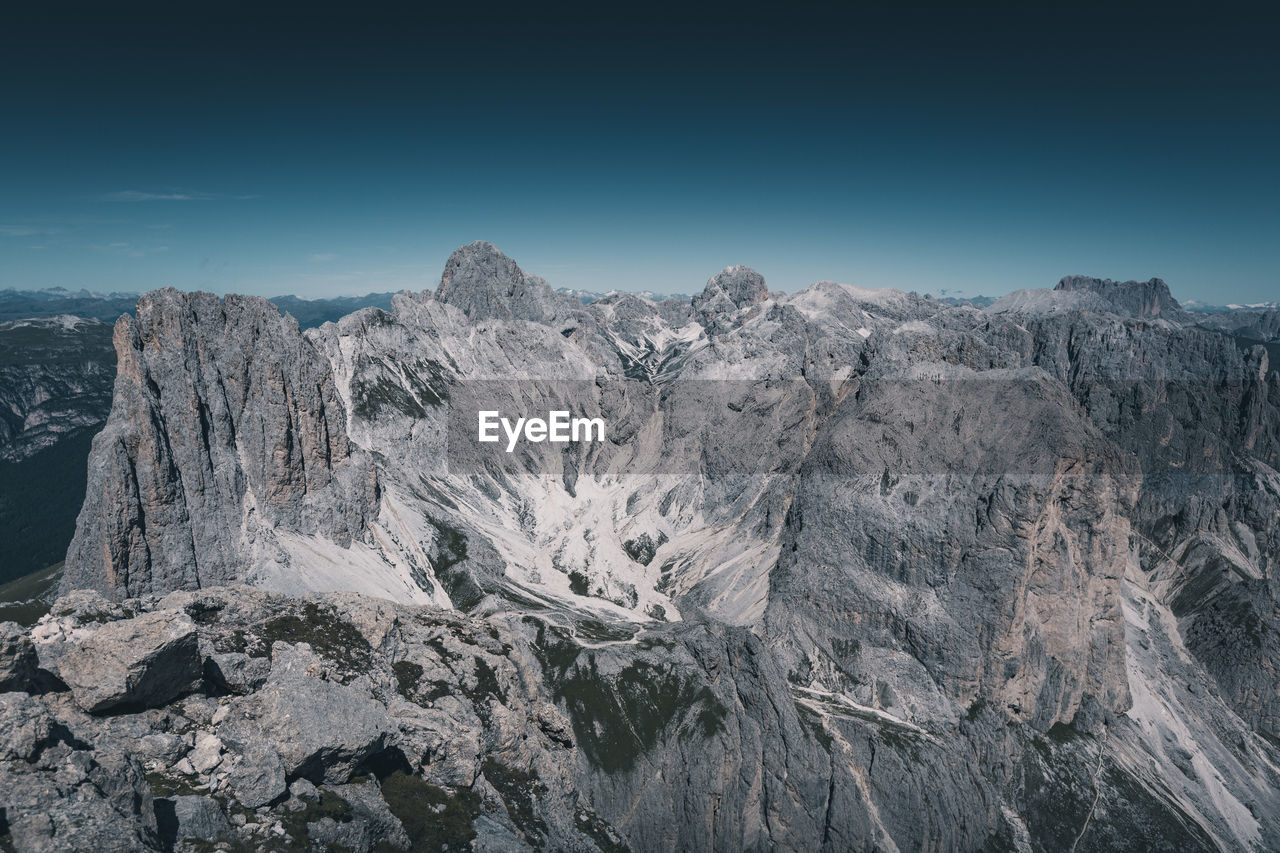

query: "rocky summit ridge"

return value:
[3, 241, 1280, 851]
[437, 241, 577, 326]
[1054, 274, 1189, 321]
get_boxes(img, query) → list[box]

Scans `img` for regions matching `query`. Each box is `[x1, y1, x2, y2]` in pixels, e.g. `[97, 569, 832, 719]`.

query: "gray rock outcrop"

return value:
[1, 587, 645, 851]
[0, 724, 161, 852]
[57, 610, 202, 712]
[155, 795, 234, 847]
[0, 692, 53, 762]
[0, 620, 37, 691]
[225, 642, 396, 783]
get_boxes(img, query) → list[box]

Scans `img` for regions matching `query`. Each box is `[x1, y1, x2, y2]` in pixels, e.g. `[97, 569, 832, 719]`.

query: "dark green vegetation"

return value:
[482, 760, 548, 846]
[0, 561, 60, 625]
[1168, 556, 1239, 620]
[621, 532, 665, 566]
[275, 788, 353, 847]
[352, 375, 428, 420]
[392, 660, 424, 697]
[0, 427, 98, 584]
[401, 358, 450, 407]
[574, 808, 632, 853]
[146, 771, 206, 799]
[391, 657, 452, 705]
[795, 702, 835, 750]
[425, 517, 485, 610]
[350, 358, 449, 420]
[574, 619, 638, 643]
[1021, 728, 1219, 852]
[469, 658, 504, 704]
[212, 602, 374, 681]
[1185, 581, 1271, 654]
[1046, 721, 1085, 745]
[830, 636, 861, 663]
[965, 697, 989, 723]
[380, 770, 480, 852]
[532, 624, 728, 773]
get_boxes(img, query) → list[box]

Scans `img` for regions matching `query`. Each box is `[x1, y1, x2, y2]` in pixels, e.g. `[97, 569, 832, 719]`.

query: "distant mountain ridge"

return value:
[0, 288, 140, 323]
[0, 287, 398, 330]
[0, 315, 116, 583]
[557, 286, 693, 304]
[267, 292, 397, 328]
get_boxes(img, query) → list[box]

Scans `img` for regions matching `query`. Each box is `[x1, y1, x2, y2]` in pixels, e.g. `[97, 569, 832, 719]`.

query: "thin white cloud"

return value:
[309, 253, 338, 263]
[0, 225, 56, 238]
[102, 190, 258, 202]
[89, 242, 170, 258]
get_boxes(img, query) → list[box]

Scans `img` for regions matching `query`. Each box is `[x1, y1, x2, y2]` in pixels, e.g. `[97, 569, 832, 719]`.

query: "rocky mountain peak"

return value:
[691, 265, 768, 331]
[436, 240, 572, 325]
[1054, 274, 1186, 320]
[60, 287, 376, 598]
[699, 265, 767, 309]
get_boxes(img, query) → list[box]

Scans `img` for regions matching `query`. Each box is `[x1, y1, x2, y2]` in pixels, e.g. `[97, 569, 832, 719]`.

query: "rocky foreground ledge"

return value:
[0, 586, 634, 852]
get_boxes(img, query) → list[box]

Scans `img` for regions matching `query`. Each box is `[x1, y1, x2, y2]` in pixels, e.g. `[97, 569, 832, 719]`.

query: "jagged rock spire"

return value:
[692, 265, 768, 331]
[436, 241, 573, 325]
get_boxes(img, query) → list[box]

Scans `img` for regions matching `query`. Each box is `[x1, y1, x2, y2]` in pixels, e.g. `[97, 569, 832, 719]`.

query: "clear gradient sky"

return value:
[1, 1, 1277, 302]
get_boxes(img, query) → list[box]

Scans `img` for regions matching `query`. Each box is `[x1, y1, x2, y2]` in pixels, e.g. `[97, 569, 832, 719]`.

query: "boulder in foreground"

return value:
[0, 620, 38, 691]
[57, 610, 201, 713]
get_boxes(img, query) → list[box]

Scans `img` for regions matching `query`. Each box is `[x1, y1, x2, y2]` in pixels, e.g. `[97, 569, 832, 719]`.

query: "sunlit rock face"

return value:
[41, 242, 1280, 851]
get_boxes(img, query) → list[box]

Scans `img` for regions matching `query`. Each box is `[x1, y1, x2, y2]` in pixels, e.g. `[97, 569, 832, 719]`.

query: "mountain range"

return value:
[1, 243, 1279, 851]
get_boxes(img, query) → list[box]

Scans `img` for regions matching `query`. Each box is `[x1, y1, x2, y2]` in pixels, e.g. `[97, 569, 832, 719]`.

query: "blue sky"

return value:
[1, 2, 1276, 302]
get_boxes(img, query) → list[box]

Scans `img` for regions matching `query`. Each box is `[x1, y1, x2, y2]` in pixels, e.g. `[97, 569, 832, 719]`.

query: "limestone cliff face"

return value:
[765, 370, 1138, 733]
[975, 303, 1280, 748]
[1054, 274, 1189, 321]
[62, 289, 378, 598]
